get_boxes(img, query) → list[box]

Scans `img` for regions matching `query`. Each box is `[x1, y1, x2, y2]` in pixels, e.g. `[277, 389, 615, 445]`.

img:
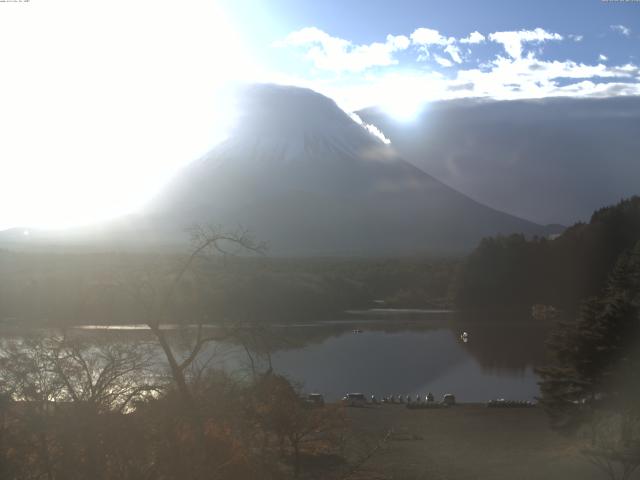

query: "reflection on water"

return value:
[2, 310, 551, 403]
[265, 311, 549, 402]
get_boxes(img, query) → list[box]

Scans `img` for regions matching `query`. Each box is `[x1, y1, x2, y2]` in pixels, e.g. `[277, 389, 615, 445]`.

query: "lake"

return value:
[263, 311, 548, 402]
[4, 310, 551, 403]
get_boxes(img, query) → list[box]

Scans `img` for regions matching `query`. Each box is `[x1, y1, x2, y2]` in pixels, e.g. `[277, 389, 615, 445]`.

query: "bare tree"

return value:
[581, 410, 640, 480]
[0, 334, 161, 480]
[134, 226, 264, 410]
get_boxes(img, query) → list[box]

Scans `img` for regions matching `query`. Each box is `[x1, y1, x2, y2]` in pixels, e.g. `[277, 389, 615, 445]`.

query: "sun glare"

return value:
[0, 0, 253, 231]
[382, 101, 424, 122]
[375, 74, 433, 122]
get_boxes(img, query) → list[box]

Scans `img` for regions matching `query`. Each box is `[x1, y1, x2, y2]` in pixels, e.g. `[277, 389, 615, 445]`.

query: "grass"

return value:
[344, 404, 622, 480]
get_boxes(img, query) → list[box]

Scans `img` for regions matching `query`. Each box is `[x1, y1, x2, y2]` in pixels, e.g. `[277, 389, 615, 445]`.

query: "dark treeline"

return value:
[454, 196, 640, 311]
[538, 240, 640, 429]
[453, 196, 640, 477]
[537, 239, 640, 480]
[0, 250, 457, 326]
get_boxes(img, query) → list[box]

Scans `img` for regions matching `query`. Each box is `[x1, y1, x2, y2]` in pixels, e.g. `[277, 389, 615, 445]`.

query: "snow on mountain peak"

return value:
[233, 84, 391, 146]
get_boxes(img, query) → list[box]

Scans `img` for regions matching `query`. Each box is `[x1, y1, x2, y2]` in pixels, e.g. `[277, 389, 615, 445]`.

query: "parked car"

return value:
[306, 393, 325, 406]
[342, 393, 367, 407]
[487, 399, 535, 408]
[442, 394, 456, 406]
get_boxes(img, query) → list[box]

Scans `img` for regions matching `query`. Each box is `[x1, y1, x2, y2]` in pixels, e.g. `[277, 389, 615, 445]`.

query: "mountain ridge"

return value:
[1, 84, 563, 255]
[145, 84, 561, 255]
[357, 96, 640, 225]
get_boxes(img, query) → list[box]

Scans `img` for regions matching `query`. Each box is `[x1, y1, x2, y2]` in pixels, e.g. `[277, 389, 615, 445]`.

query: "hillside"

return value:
[359, 96, 640, 225]
[453, 196, 640, 310]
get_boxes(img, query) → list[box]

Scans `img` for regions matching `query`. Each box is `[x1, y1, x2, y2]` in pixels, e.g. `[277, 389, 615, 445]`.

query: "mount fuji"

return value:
[145, 84, 560, 255]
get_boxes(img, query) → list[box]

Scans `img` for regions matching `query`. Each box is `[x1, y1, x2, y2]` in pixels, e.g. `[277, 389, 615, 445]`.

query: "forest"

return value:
[0, 247, 456, 327]
[2, 196, 640, 328]
[453, 196, 640, 311]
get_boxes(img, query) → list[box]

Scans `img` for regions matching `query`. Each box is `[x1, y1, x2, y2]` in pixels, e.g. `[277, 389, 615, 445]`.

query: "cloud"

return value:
[277, 27, 410, 72]
[410, 27, 463, 64]
[568, 34, 584, 42]
[610, 24, 631, 36]
[434, 55, 454, 67]
[349, 112, 391, 144]
[488, 28, 563, 59]
[410, 27, 451, 46]
[460, 31, 485, 44]
[447, 82, 475, 92]
[272, 55, 640, 116]
[444, 44, 463, 63]
[455, 54, 639, 100]
[274, 25, 640, 112]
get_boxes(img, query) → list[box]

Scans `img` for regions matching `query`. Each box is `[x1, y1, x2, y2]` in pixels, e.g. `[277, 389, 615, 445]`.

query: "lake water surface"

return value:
[6, 310, 551, 403]
[262, 312, 548, 402]
[172, 311, 548, 402]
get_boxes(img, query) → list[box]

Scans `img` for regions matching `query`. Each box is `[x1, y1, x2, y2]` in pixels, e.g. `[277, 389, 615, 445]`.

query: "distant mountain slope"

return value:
[454, 196, 640, 310]
[358, 96, 640, 225]
[146, 84, 559, 255]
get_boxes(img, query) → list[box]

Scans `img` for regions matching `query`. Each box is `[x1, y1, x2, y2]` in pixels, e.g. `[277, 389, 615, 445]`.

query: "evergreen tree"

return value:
[538, 241, 640, 431]
[454, 196, 640, 311]
[537, 242, 640, 480]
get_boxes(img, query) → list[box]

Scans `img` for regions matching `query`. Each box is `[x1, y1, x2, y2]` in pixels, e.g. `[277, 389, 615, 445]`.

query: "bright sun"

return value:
[0, 0, 253, 230]
[376, 74, 431, 122]
[382, 101, 424, 122]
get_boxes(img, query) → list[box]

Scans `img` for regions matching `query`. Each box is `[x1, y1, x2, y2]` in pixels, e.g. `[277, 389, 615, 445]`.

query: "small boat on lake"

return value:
[460, 331, 469, 343]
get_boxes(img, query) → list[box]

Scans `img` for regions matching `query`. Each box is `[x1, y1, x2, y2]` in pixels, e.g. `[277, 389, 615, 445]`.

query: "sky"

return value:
[0, 0, 639, 230]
